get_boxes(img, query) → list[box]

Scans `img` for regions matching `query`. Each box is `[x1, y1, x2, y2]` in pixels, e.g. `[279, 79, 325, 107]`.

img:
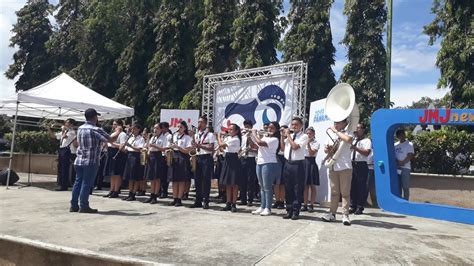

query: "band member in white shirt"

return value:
[50, 118, 77, 191]
[158, 122, 172, 198]
[143, 123, 166, 204]
[168, 121, 193, 207]
[395, 129, 414, 200]
[302, 127, 320, 213]
[322, 119, 354, 226]
[239, 120, 258, 206]
[217, 124, 242, 212]
[280, 117, 309, 220]
[350, 123, 372, 215]
[251, 121, 281, 216]
[103, 119, 127, 198]
[121, 124, 146, 201]
[190, 116, 216, 209]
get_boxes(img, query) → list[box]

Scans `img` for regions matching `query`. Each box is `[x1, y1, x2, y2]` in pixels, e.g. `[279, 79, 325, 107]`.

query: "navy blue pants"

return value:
[58, 147, 71, 189]
[239, 157, 257, 203]
[194, 154, 214, 203]
[283, 160, 305, 213]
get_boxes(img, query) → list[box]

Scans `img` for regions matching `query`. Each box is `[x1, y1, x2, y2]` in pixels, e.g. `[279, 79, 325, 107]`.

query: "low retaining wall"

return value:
[410, 173, 474, 209]
[0, 235, 155, 266]
[0, 153, 57, 175]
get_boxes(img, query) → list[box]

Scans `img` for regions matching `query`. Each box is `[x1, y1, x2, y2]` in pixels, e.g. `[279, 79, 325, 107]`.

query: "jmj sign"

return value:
[160, 109, 200, 132]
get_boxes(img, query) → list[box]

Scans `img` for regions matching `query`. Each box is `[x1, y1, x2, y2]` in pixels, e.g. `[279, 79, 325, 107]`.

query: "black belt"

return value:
[286, 159, 304, 165]
[352, 161, 367, 165]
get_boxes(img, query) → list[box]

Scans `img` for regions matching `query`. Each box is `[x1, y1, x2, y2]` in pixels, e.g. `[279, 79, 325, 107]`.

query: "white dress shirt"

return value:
[173, 134, 192, 150]
[195, 130, 216, 155]
[126, 134, 145, 152]
[283, 131, 309, 161]
[224, 136, 241, 153]
[304, 139, 320, 157]
[56, 129, 77, 154]
[241, 133, 257, 157]
[352, 137, 372, 162]
[325, 130, 354, 171]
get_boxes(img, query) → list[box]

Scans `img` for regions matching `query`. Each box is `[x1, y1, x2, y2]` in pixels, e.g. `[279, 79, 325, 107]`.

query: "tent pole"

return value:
[6, 101, 19, 189]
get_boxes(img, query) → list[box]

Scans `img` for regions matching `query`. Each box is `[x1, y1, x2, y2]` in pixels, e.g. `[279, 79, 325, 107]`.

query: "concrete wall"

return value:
[0, 236, 152, 266]
[0, 153, 57, 175]
[410, 173, 474, 209]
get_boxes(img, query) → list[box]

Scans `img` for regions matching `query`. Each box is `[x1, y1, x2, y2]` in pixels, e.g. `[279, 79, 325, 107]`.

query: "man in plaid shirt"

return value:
[70, 108, 121, 213]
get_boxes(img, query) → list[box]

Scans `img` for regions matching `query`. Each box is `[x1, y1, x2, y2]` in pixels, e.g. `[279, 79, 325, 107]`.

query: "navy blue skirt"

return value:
[304, 156, 320, 185]
[219, 153, 242, 186]
[104, 148, 126, 176]
[169, 151, 191, 182]
[123, 152, 144, 181]
[145, 151, 167, 181]
[274, 154, 286, 185]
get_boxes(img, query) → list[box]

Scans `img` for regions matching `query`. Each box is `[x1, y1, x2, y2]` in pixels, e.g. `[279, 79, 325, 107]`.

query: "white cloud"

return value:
[391, 83, 448, 107]
[391, 46, 437, 76]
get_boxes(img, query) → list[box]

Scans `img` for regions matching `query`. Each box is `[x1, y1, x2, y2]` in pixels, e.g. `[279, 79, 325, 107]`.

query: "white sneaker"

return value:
[322, 213, 336, 222]
[342, 214, 351, 226]
[260, 208, 271, 216]
[252, 207, 263, 215]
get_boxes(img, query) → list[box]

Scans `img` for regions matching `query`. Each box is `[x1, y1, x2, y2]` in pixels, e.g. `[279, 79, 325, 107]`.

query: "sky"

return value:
[0, 0, 448, 107]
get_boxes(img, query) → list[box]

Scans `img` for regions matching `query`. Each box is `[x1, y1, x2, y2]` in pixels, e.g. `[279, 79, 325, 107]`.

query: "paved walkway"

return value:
[0, 174, 473, 265]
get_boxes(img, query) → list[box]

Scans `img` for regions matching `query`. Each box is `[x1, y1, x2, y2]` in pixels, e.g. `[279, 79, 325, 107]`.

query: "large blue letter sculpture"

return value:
[371, 109, 473, 225]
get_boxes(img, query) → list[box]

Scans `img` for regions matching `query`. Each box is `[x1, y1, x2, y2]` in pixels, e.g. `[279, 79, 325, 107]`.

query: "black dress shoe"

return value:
[168, 199, 177, 206]
[69, 207, 79, 212]
[175, 199, 183, 207]
[79, 207, 98, 213]
[55, 187, 68, 191]
[291, 212, 300, 220]
[231, 204, 237, 212]
[150, 197, 158, 204]
[308, 205, 314, 213]
[136, 190, 146, 196]
[301, 205, 309, 212]
[103, 192, 113, 198]
[354, 208, 364, 215]
[222, 202, 231, 211]
[277, 202, 285, 209]
[109, 192, 119, 198]
[203, 202, 209, 209]
[272, 202, 279, 208]
[189, 202, 203, 208]
[349, 207, 356, 214]
[283, 211, 293, 219]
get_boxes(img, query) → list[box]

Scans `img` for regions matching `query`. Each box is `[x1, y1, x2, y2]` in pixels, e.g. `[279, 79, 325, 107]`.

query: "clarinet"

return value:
[113, 133, 132, 160]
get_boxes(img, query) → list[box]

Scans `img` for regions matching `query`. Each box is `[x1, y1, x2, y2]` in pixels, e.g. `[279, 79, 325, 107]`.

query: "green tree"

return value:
[281, 0, 336, 105]
[72, 0, 131, 98]
[231, 0, 285, 69]
[180, 0, 238, 110]
[5, 0, 54, 91]
[340, 0, 387, 125]
[147, 0, 201, 122]
[46, 0, 89, 77]
[115, 0, 159, 123]
[424, 0, 473, 108]
[406, 94, 452, 109]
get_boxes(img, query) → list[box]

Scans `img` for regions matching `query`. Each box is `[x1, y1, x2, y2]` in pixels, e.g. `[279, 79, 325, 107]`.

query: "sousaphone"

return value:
[323, 83, 359, 167]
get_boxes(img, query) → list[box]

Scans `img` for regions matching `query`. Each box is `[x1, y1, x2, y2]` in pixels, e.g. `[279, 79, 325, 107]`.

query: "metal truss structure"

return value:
[202, 61, 308, 126]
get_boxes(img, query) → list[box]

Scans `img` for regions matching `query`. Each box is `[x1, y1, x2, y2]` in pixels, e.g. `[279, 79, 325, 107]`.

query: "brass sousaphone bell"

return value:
[323, 83, 360, 167]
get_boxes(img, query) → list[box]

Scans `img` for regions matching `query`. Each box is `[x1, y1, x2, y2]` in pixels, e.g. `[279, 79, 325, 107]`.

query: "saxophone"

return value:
[189, 147, 197, 173]
[165, 133, 175, 167]
[239, 130, 251, 158]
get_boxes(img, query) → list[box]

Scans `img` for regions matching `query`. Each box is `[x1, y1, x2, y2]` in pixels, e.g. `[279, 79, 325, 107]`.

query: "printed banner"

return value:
[160, 109, 200, 132]
[308, 99, 333, 204]
[213, 75, 295, 132]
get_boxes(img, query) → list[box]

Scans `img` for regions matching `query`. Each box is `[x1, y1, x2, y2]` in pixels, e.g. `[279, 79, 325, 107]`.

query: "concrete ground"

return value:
[0, 174, 473, 265]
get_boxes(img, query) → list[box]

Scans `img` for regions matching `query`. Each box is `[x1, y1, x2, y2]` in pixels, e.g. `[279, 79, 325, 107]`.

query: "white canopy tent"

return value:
[0, 73, 134, 188]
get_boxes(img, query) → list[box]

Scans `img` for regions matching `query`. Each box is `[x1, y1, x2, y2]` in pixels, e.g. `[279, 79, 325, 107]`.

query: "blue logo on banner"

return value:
[313, 109, 329, 123]
[224, 85, 286, 126]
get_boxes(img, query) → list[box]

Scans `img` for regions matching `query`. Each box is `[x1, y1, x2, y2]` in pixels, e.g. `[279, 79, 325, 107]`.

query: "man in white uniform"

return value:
[394, 129, 414, 200]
